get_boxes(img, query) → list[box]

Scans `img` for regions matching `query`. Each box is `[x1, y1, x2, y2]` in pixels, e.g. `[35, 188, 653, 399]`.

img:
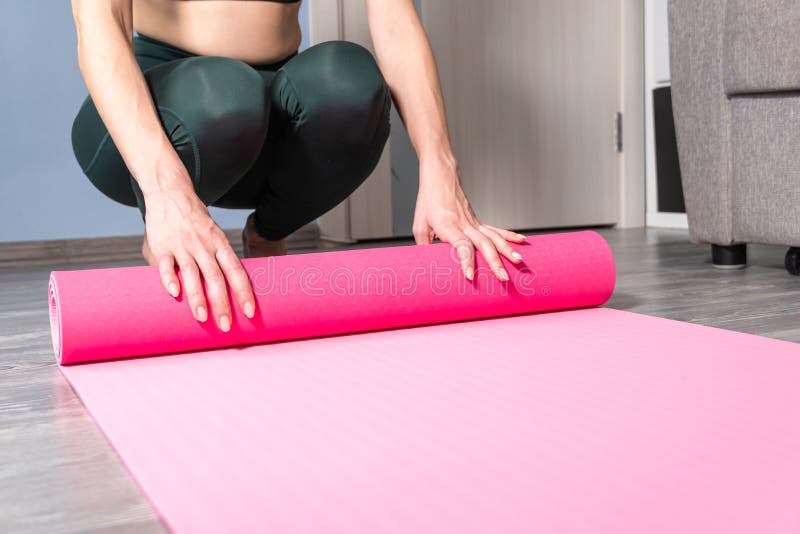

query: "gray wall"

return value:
[0, 1, 310, 243]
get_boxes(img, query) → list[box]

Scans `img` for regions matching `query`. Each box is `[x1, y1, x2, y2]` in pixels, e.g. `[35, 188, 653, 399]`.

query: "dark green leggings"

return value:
[71, 33, 391, 240]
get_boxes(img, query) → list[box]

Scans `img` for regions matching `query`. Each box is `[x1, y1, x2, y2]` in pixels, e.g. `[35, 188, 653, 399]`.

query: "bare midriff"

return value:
[133, 0, 302, 64]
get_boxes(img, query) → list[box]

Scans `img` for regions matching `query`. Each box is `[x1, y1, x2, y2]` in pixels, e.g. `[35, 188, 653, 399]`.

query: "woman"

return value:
[70, 0, 526, 332]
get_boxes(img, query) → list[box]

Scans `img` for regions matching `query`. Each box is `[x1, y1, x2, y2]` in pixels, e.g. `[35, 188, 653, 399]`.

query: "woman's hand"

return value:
[367, 0, 523, 280]
[142, 168, 255, 332]
[412, 154, 527, 281]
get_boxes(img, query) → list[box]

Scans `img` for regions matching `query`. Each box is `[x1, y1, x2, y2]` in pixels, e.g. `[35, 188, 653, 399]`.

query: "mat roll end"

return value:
[48, 273, 63, 364]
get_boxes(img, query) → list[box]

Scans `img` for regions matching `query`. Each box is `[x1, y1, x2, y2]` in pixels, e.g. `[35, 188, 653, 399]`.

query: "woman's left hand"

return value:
[412, 155, 527, 281]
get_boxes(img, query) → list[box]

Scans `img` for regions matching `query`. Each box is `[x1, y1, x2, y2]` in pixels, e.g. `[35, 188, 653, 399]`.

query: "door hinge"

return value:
[614, 112, 623, 153]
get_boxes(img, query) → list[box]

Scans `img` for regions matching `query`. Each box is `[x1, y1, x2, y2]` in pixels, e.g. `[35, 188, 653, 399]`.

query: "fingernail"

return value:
[219, 315, 231, 333]
[516, 234, 526, 240]
[465, 266, 475, 281]
[196, 306, 208, 322]
[496, 268, 509, 281]
[512, 252, 523, 261]
[244, 301, 255, 319]
[168, 282, 179, 297]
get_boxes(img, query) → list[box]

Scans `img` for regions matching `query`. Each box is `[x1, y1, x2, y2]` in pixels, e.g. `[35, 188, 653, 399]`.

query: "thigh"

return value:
[71, 94, 139, 206]
[211, 69, 279, 210]
[72, 55, 270, 212]
[133, 56, 270, 207]
[70, 45, 181, 208]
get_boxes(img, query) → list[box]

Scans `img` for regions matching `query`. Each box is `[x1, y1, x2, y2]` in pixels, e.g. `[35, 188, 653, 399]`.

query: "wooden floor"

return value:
[1, 228, 798, 533]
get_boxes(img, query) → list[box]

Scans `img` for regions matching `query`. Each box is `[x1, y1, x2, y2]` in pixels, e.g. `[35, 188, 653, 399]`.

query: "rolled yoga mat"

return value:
[51, 230, 800, 533]
[49, 230, 615, 364]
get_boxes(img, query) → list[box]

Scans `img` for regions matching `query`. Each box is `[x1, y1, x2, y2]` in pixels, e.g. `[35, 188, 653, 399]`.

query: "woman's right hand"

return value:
[142, 170, 256, 332]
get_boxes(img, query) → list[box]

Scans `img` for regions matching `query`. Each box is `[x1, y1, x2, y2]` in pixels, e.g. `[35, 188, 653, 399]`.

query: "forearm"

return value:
[365, 0, 457, 181]
[72, 0, 190, 200]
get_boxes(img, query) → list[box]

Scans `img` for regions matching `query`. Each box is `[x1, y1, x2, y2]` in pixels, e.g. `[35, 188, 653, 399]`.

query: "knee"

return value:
[281, 41, 391, 152]
[148, 56, 269, 179]
[71, 97, 140, 207]
[316, 40, 390, 115]
[177, 56, 267, 123]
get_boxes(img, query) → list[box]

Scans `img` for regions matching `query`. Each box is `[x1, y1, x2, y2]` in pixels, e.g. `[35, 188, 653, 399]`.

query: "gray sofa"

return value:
[668, 0, 800, 274]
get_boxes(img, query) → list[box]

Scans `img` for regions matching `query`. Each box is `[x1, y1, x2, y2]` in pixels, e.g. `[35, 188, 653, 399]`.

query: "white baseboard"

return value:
[646, 211, 688, 229]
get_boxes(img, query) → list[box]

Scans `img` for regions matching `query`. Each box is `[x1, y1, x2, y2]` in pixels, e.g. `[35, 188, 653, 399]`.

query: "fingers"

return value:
[216, 245, 256, 319]
[464, 226, 509, 281]
[193, 249, 232, 333]
[175, 253, 208, 324]
[478, 225, 524, 264]
[435, 225, 475, 280]
[484, 224, 527, 243]
[412, 224, 434, 245]
[175, 241, 254, 332]
[158, 254, 180, 298]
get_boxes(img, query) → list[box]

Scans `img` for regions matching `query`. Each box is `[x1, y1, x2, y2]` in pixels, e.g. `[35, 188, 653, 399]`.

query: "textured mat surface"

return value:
[62, 308, 800, 533]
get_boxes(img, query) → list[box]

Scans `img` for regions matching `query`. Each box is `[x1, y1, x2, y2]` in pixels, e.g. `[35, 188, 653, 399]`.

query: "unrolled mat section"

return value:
[60, 308, 800, 533]
[49, 230, 616, 364]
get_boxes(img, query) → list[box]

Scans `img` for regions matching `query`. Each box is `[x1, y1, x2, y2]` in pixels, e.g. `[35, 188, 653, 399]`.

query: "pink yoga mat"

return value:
[51, 231, 800, 532]
[49, 230, 615, 364]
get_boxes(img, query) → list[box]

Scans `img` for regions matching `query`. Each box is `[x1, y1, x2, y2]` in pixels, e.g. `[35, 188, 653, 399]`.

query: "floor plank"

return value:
[1, 228, 798, 533]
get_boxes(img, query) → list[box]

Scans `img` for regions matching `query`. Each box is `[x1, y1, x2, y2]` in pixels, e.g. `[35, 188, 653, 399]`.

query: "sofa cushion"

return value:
[729, 94, 800, 245]
[723, 0, 800, 95]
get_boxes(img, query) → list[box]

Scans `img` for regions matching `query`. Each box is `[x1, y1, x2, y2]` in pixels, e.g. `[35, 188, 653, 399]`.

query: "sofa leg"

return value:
[786, 248, 800, 276]
[711, 244, 747, 270]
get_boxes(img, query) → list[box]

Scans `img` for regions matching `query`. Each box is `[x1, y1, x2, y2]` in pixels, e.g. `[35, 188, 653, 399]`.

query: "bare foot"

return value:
[242, 213, 288, 258]
[142, 235, 157, 265]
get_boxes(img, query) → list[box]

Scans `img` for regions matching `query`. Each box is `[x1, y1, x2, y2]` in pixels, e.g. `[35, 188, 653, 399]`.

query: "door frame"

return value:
[309, 0, 646, 235]
[644, 0, 688, 229]
[619, 0, 646, 228]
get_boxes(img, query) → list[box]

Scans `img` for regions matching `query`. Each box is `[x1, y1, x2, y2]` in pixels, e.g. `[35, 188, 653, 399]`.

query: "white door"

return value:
[312, 0, 623, 238]
[422, 0, 621, 230]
